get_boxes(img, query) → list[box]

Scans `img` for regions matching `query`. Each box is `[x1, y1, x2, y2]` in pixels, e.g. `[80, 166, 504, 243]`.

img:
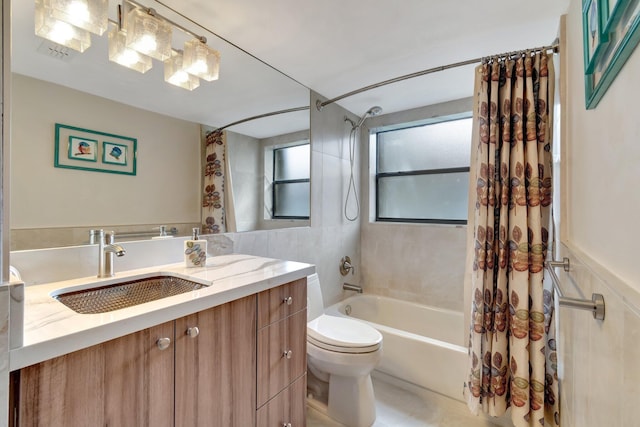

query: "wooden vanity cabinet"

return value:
[14, 295, 256, 427]
[12, 278, 308, 427]
[256, 278, 307, 426]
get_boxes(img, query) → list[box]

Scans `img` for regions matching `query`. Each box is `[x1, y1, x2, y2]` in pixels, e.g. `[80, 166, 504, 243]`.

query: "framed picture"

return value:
[54, 123, 137, 175]
[102, 141, 128, 166]
[68, 136, 98, 162]
[584, 0, 640, 108]
[583, 0, 610, 74]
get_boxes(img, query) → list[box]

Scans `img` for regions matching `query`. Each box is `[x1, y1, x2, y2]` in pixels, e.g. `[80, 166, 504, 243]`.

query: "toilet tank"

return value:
[307, 273, 325, 321]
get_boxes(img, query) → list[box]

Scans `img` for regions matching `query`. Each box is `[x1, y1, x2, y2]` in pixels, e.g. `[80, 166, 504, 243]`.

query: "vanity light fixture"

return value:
[34, 0, 221, 90]
[125, 6, 173, 62]
[108, 24, 153, 73]
[35, 0, 92, 52]
[41, 0, 109, 36]
[164, 50, 200, 91]
[183, 38, 221, 81]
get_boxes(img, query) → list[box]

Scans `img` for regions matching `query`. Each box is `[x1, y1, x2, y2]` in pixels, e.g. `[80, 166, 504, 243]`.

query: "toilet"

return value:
[306, 273, 383, 427]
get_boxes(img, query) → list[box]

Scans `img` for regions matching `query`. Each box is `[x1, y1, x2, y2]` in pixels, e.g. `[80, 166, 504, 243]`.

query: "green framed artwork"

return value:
[584, 0, 640, 109]
[54, 123, 137, 175]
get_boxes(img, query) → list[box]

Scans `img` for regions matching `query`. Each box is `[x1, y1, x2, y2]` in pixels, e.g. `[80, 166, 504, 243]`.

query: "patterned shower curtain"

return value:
[464, 52, 560, 427]
[202, 129, 227, 234]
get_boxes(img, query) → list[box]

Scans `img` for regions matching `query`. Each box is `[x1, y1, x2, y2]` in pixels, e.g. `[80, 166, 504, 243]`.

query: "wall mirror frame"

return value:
[9, 0, 311, 251]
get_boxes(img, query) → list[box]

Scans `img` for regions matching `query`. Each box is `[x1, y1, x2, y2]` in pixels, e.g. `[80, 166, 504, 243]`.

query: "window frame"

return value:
[374, 116, 471, 225]
[271, 143, 310, 220]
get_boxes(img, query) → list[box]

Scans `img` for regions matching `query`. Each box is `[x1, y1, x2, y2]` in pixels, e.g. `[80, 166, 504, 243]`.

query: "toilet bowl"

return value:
[306, 273, 382, 427]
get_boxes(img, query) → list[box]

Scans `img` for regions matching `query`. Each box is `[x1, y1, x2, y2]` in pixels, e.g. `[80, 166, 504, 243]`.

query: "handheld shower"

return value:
[353, 106, 383, 129]
[344, 105, 383, 222]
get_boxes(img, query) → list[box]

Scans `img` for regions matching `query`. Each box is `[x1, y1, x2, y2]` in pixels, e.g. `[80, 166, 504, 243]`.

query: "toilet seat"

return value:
[307, 314, 382, 354]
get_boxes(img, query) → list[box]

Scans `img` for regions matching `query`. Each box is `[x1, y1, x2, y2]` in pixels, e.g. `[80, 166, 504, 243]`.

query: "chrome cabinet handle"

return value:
[157, 337, 171, 350]
[283, 296, 293, 305]
[283, 350, 293, 359]
[186, 326, 200, 338]
[283, 423, 292, 427]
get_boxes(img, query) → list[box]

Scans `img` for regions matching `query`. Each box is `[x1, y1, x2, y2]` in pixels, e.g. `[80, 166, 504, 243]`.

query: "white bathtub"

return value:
[326, 294, 468, 401]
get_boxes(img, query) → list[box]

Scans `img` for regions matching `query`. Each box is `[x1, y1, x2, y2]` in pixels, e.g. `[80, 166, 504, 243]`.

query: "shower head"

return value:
[354, 105, 383, 128]
[367, 106, 383, 116]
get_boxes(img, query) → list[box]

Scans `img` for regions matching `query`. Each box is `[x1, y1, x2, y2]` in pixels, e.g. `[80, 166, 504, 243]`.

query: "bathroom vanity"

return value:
[8, 254, 314, 427]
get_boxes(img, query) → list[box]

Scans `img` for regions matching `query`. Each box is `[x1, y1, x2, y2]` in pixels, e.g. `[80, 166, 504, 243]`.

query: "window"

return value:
[375, 116, 472, 224]
[272, 143, 310, 219]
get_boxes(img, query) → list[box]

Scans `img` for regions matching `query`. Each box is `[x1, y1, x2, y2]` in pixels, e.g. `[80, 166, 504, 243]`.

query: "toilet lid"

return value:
[307, 314, 382, 353]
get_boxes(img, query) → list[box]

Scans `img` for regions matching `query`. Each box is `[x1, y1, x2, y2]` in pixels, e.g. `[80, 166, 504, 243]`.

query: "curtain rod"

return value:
[315, 42, 560, 111]
[215, 106, 310, 132]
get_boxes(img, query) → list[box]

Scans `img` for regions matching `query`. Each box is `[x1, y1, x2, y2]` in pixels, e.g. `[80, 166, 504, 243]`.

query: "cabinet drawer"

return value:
[257, 278, 307, 328]
[257, 309, 307, 407]
[256, 374, 306, 427]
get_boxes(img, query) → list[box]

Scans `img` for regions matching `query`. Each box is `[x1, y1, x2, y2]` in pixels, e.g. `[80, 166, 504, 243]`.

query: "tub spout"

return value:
[343, 283, 363, 293]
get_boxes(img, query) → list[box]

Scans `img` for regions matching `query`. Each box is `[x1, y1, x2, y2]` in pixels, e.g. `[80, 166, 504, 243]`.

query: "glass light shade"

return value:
[108, 26, 153, 73]
[183, 39, 220, 81]
[125, 8, 172, 61]
[35, 0, 91, 52]
[44, 0, 108, 36]
[164, 52, 200, 91]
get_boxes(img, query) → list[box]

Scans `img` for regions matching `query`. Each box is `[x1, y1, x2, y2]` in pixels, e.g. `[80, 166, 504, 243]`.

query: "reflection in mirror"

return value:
[9, 0, 310, 251]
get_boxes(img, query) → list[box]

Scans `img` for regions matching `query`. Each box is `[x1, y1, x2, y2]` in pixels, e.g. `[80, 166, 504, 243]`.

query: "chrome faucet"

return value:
[343, 283, 363, 293]
[97, 230, 126, 278]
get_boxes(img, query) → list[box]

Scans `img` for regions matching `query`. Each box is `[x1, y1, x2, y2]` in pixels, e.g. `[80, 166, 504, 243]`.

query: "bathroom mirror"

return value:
[9, 0, 310, 250]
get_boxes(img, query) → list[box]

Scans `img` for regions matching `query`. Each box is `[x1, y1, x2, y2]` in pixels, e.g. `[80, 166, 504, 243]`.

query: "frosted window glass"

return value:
[378, 118, 472, 173]
[378, 173, 469, 221]
[274, 144, 310, 180]
[274, 182, 310, 217]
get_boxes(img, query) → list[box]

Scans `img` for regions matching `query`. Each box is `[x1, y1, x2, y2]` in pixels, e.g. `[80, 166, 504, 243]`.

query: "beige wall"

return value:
[11, 74, 201, 230]
[563, 1, 640, 291]
[558, 0, 640, 424]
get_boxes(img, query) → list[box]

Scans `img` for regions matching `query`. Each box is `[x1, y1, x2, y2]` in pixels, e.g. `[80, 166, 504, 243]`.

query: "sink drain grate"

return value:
[53, 276, 207, 314]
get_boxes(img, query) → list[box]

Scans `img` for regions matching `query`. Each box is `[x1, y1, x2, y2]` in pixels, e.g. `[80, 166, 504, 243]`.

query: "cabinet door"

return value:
[18, 321, 174, 427]
[175, 295, 256, 427]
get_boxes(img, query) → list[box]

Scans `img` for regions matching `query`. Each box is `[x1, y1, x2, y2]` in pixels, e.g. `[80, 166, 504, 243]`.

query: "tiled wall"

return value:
[556, 243, 640, 427]
[359, 98, 472, 312]
[360, 223, 466, 311]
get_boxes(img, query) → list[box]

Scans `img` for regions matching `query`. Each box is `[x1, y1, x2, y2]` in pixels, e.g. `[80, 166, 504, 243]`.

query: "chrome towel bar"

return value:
[545, 258, 605, 321]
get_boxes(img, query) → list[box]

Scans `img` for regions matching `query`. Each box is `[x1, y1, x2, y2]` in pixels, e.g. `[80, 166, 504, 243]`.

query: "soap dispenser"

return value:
[184, 227, 207, 267]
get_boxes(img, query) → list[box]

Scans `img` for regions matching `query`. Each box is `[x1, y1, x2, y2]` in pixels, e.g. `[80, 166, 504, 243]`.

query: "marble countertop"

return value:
[10, 253, 315, 371]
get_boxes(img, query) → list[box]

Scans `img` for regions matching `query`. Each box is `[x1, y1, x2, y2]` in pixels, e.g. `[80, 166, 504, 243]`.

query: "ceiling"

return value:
[11, 0, 570, 137]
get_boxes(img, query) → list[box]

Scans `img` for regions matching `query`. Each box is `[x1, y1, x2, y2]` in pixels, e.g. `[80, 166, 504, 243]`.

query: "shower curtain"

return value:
[463, 52, 560, 427]
[202, 129, 234, 234]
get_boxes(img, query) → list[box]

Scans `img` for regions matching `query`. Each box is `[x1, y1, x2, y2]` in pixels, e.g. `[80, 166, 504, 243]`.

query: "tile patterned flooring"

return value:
[307, 374, 508, 427]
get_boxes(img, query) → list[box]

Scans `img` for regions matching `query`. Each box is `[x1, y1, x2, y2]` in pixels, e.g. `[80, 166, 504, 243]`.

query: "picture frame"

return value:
[584, 0, 640, 109]
[54, 123, 137, 175]
[603, 0, 626, 32]
[583, 0, 610, 74]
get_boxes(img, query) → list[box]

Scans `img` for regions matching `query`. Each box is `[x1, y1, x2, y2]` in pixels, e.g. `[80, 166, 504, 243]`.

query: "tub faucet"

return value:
[343, 283, 363, 293]
[97, 230, 126, 278]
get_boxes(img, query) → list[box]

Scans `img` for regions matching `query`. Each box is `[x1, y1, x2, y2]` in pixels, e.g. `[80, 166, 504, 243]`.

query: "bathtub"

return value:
[326, 294, 468, 401]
